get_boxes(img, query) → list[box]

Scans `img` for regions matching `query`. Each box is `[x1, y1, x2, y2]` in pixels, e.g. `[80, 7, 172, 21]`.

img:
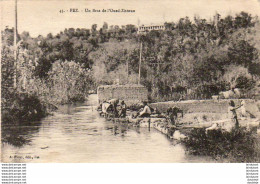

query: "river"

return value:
[1, 95, 214, 163]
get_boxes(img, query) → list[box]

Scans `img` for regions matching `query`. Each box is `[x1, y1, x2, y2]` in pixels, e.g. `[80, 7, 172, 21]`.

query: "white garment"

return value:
[140, 105, 151, 115]
[240, 100, 246, 117]
[102, 102, 111, 113]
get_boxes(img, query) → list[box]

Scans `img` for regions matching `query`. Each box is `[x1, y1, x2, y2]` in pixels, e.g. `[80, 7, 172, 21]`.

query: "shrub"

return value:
[1, 91, 48, 124]
[48, 60, 92, 104]
[182, 127, 260, 162]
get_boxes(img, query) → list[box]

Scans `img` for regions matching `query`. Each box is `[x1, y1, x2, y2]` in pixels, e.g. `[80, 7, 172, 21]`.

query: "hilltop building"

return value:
[138, 24, 165, 34]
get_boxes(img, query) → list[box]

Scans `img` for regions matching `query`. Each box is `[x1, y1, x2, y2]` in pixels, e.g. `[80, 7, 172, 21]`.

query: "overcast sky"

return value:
[1, 0, 260, 37]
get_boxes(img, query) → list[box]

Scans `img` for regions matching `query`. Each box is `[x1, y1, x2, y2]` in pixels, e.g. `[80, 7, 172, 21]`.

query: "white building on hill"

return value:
[138, 24, 165, 34]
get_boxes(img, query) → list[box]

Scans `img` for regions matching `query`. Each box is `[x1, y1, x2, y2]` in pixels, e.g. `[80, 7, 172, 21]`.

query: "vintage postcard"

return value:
[1, 0, 260, 163]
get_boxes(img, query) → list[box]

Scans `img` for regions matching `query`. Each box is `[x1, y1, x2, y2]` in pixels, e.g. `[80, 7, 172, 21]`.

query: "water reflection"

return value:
[2, 121, 42, 147]
[1, 95, 214, 163]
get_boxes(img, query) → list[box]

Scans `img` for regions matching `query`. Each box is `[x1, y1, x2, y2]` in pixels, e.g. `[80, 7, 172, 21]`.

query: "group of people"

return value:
[100, 99, 154, 118]
[100, 98, 248, 129]
[205, 100, 250, 133]
[103, 98, 127, 118]
[228, 99, 252, 127]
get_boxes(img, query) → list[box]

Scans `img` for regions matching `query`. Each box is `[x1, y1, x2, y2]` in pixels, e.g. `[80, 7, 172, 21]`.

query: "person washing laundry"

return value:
[138, 101, 152, 118]
[228, 100, 243, 128]
[118, 100, 127, 118]
[108, 98, 119, 117]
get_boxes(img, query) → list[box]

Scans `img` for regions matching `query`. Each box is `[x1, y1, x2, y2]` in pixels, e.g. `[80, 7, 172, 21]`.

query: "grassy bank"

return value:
[182, 127, 260, 162]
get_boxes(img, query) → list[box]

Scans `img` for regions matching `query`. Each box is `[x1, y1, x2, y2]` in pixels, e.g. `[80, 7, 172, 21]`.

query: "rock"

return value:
[257, 128, 260, 135]
[206, 123, 219, 132]
[234, 88, 241, 98]
[173, 130, 186, 140]
[212, 95, 219, 100]
[40, 146, 49, 149]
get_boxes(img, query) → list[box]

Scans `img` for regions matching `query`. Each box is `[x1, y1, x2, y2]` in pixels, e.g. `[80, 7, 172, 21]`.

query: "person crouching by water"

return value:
[138, 101, 151, 118]
[228, 100, 243, 128]
[118, 100, 127, 118]
[108, 98, 119, 117]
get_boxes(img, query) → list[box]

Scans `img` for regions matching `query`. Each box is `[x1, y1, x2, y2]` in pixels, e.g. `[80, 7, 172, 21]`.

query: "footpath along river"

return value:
[1, 95, 214, 163]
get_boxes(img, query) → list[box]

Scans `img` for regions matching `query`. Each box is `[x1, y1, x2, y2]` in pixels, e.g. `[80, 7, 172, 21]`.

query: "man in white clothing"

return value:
[139, 101, 151, 117]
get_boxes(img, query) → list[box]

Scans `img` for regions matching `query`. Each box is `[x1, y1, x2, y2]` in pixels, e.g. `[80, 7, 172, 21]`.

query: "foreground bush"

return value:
[1, 91, 49, 124]
[182, 127, 260, 162]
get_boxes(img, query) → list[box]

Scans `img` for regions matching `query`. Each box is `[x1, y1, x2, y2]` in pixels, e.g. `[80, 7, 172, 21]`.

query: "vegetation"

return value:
[182, 127, 260, 162]
[1, 91, 48, 123]
[1, 27, 93, 123]
[2, 11, 260, 123]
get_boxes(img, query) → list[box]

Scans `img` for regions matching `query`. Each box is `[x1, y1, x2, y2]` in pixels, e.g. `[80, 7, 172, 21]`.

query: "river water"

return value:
[1, 95, 213, 163]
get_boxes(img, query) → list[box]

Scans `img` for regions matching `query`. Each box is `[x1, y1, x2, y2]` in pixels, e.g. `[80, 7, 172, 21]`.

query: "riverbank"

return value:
[107, 98, 260, 162]
[105, 113, 260, 162]
[2, 98, 206, 163]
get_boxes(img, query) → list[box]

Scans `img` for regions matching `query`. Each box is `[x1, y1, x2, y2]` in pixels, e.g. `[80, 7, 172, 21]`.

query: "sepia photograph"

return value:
[1, 0, 260, 163]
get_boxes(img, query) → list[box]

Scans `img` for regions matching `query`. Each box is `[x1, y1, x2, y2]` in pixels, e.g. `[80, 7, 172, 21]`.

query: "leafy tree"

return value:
[48, 60, 91, 104]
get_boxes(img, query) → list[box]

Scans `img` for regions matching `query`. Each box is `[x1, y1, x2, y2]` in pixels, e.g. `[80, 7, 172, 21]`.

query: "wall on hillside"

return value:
[151, 99, 259, 115]
[97, 85, 148, 105]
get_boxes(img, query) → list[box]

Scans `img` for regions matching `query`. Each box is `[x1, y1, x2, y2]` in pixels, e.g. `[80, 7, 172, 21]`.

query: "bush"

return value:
[182, 127, 260, 162]
[1, 91, 48, 124]
[48, 60, 92, 104]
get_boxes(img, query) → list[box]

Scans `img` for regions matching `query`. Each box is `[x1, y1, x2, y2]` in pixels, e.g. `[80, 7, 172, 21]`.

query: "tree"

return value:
[48, 60, 91, 104]
[222, 65, 252, 89]
[228, 40, 257, 67]
[91, 24, 98, 36]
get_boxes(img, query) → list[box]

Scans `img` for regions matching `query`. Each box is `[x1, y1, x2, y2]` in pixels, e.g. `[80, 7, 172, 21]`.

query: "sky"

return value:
[1, 0, 260, 37]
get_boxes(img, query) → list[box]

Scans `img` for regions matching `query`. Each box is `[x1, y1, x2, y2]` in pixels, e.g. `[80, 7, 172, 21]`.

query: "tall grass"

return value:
[182, 127, 260, 162]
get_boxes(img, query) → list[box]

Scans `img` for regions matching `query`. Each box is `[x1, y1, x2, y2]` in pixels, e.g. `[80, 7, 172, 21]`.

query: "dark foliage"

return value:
[1, 91, 48, 124]
[182, 127, 260, 162]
